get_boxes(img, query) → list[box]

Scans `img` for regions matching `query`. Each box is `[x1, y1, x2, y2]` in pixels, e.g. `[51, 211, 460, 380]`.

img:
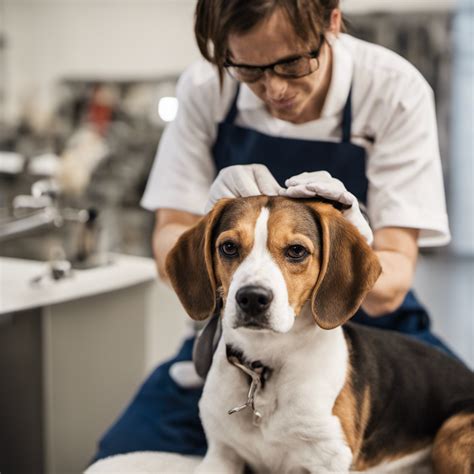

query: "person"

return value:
[92, 0, 456, 463]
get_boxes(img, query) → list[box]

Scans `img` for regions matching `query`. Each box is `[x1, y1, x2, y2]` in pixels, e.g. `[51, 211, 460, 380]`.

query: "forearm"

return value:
[361, 227, 419, 316]
[362, 250, 415, 316]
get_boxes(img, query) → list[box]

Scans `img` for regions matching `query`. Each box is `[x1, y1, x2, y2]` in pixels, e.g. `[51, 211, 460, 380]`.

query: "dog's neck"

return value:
[226, 343, 273, 388]
[222, 303, 344, 374]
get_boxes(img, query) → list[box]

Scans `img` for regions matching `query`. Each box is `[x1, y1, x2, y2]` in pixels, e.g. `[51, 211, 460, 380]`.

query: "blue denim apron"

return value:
[93, 85, 455, 462]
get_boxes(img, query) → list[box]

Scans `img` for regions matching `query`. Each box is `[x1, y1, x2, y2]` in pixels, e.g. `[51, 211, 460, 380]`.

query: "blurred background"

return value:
[0, 0, 472, 473]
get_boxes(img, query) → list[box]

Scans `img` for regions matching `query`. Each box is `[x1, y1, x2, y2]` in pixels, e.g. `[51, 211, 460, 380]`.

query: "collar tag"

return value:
[227, 358, 263, 426]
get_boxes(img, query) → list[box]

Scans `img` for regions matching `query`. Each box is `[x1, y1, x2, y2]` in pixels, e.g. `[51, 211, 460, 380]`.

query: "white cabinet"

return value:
[0, 255, 187, 473]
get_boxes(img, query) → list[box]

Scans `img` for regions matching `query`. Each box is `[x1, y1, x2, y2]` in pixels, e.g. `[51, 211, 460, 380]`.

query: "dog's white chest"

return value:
[199, 333, 353, 473]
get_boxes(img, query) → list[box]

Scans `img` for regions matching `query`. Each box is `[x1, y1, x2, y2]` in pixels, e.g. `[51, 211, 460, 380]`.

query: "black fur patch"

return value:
[342, 323, 474, 461]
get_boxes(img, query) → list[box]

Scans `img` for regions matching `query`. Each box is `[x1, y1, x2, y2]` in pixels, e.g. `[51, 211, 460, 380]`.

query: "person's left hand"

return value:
[205, 164, 283, 213]
[279, 171, 373, 245]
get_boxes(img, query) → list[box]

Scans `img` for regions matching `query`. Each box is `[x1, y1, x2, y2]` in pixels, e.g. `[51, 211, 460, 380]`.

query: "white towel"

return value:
[85, 451, 201, 474]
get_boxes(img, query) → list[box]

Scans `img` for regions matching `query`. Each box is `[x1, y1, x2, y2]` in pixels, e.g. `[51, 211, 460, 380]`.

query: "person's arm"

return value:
[362, 227, 419, 316]
[365, 72, 450, 249]
[153, 209, 201, 283]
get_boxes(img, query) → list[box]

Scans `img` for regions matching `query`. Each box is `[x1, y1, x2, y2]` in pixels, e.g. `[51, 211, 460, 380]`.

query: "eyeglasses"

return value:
[224, 36, 325, 83]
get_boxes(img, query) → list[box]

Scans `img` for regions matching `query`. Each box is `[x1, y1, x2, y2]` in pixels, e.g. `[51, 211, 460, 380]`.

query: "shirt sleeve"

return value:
[140, 61, 220, 215]
[366, 74, 451, 247]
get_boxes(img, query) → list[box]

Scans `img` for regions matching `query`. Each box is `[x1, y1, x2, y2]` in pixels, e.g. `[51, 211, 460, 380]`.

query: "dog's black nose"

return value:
[236, 286, 273, 316]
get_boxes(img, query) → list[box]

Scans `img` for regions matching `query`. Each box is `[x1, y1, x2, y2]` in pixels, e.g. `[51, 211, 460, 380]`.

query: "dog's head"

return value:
[166, 196, 381, 333]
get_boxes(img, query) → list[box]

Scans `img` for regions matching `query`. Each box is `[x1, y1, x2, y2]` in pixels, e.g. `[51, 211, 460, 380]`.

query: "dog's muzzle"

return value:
[235, 285, 273, 329]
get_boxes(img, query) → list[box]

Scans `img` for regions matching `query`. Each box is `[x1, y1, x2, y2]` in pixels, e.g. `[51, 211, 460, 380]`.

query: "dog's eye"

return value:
[219, 241, 239, 258]
[286, 245, 308, 261]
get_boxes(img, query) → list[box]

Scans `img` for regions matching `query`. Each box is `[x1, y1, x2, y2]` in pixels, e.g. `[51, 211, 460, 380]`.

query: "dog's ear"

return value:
[165, 199, 229, 321]
[308, 203, 382, 330]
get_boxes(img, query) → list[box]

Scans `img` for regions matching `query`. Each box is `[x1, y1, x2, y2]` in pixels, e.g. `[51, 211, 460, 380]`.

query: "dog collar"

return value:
[226, 344, 272, 426]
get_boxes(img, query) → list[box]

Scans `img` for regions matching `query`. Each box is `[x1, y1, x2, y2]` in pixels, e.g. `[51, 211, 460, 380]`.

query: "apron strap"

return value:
[224, 84, 240, 124]
[341, 86, 353, 144]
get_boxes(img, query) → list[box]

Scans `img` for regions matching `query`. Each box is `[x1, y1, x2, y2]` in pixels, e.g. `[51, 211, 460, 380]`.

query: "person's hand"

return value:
[206, 164, 283, 212]
[279, 171, 373, 245]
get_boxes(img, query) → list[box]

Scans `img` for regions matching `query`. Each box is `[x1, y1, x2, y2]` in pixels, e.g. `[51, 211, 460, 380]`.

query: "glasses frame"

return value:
[224, 35, 325, 83]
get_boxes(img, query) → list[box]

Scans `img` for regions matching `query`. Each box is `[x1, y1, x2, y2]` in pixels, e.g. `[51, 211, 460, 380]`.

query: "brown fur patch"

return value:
[266, 200, 321, 315]
[333, 339, 371, 469]
[306, 201, 382, 329]
[432, 412, 474, 474]
[165, 199, 231, 320]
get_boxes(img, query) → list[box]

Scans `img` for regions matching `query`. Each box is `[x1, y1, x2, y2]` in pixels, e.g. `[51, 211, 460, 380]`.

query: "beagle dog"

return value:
[166, 196, 474, 474]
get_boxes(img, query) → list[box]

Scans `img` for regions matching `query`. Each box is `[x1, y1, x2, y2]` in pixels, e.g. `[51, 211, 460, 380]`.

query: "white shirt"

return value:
[141, 33, 450, 247]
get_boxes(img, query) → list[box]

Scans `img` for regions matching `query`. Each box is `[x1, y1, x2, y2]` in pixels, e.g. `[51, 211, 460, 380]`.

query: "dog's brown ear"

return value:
[165, 200, 229, 321]
[309, 203, 382, 330]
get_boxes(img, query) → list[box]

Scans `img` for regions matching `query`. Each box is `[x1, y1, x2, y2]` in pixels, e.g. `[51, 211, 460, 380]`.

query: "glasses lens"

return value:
[227, 66, 263, 83]
[274, 57, 313, 78]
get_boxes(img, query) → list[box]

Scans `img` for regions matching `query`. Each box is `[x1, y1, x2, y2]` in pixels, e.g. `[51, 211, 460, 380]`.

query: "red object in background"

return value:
[87, 85, 114, 135]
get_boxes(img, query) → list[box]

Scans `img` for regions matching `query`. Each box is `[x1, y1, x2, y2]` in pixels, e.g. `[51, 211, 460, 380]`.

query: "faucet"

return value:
[0, 179, 104, 268]
[0, 179, 89, 241]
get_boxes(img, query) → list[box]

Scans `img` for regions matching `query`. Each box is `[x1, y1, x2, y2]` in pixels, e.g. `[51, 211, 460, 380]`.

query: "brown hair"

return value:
[195, 0, 343, 86]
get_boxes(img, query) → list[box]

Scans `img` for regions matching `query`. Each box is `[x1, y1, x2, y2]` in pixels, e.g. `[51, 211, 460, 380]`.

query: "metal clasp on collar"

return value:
[228, 358, 263, 426]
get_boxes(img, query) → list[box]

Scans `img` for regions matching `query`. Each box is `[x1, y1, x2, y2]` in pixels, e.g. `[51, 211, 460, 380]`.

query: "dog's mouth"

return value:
[235, 322, 271, 331]
[233, 315, 276, 332]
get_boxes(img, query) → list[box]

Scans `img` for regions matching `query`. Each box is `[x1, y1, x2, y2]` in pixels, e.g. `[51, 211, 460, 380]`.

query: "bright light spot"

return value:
[158, 97, 178, 122]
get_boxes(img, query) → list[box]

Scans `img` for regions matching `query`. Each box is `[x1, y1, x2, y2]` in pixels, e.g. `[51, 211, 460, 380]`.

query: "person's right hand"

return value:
[205, 164, 283, 212]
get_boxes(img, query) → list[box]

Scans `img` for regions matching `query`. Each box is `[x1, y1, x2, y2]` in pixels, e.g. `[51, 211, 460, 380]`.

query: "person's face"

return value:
[227, 8, 338, 123]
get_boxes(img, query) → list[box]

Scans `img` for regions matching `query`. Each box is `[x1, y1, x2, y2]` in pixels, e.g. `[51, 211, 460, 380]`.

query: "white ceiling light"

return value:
[158, 96, 178, 122]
